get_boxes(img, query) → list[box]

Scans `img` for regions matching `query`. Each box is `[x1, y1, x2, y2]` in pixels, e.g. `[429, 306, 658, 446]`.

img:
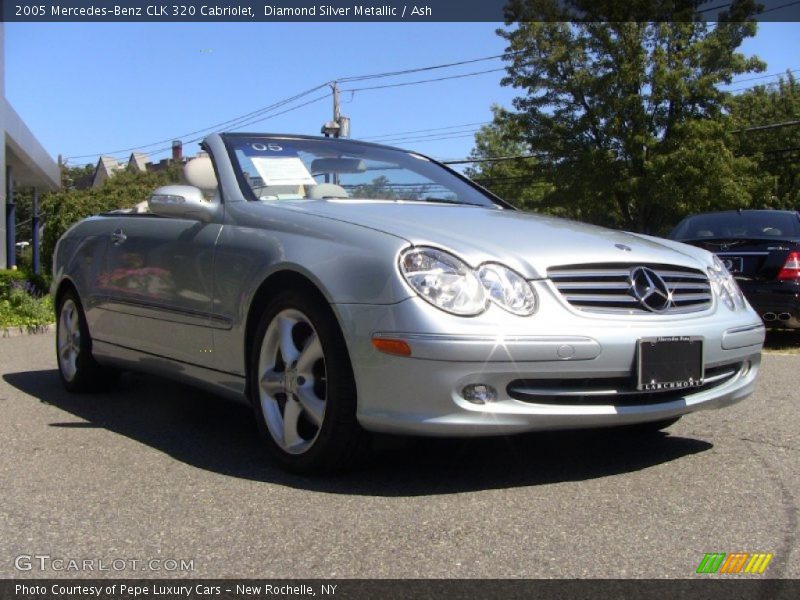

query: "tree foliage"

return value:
[465, 105, 554, 212]
[478, 0, 772, 233]
[40, 164, 183, 273]
[729, 73, 800, 208]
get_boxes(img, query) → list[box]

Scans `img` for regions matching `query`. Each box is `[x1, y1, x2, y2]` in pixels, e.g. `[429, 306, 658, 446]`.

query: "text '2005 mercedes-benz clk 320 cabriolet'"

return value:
[52, 133, 765, 472]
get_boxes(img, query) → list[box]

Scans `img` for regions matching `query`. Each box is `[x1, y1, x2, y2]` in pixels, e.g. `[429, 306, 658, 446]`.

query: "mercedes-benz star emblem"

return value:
[629, 267, 672, 312]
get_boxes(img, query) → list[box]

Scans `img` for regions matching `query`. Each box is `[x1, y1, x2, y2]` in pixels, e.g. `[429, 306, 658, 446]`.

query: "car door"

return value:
[91, 213, 222, 367]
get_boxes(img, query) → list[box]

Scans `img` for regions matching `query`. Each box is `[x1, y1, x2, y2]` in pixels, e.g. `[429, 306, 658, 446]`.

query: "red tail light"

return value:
[778, 251, 800, 280]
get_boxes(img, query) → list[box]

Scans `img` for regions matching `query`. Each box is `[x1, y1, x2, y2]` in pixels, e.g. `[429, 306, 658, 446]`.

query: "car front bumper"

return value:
[335, 288, 765, 436]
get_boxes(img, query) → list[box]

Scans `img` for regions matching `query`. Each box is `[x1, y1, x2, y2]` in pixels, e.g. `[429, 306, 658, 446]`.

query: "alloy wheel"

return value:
[257, 308, 327, 454]
[57, 298, 81, 382]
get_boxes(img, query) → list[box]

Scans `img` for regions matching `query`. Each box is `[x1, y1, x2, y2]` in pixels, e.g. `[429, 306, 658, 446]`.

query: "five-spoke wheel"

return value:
[56, 289, 114, 392]
[57, 298, 82, 383]
[258, 308, 328, 455]
[249, 290, 366, 472]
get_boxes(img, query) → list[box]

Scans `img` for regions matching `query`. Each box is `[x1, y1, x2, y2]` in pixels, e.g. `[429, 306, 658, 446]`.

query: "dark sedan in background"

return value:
[670, 210, 800, 329]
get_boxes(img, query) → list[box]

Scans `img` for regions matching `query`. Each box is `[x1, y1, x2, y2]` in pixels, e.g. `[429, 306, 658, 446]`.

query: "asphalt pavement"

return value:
[1, 332, 797, 579]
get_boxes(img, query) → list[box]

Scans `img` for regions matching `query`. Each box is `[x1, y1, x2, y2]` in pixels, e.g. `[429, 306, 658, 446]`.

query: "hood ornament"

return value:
[615, 243, 632, 252]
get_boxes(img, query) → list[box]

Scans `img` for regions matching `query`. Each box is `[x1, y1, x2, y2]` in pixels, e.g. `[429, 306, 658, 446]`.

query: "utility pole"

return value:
[321, 81, 350, 139]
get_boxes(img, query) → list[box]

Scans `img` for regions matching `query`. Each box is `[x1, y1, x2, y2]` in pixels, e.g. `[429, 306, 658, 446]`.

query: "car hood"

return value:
[279, 201, 712, 279]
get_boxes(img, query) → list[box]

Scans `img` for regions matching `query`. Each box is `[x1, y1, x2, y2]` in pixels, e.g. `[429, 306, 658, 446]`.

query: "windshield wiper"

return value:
[422, 197, 487, 207]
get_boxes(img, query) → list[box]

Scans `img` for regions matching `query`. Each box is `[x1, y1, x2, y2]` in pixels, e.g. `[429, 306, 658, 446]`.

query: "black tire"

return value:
[248, 289, 367, 473]
[56, 289, 116, 392]
[619, 416, 682, 435]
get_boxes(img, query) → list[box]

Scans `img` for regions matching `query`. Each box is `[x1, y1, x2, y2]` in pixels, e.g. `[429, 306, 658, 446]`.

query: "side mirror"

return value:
[148, 185, 217, 222]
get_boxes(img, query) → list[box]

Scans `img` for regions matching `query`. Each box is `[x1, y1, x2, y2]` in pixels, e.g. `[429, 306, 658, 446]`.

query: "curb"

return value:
[1, 324, 53, 338]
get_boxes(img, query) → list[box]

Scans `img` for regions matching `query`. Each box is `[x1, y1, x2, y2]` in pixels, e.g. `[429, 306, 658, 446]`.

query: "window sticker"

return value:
[240, 142, 317, 186]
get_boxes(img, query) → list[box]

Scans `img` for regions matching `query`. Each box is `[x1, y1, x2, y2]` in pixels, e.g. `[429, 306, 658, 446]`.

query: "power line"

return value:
[729, 67, 800, 85]
[361, 121, 490, 141]
[730, 70, 800, 92]
[443, 155, 539, 165]
[342, 68, 506, 93]
[732, 119, 800, 133]
[366, 129, 483, 146]
[65, 82, 332, 160]
[70, 92, 332, 163]
[337, 52, 516, 83]
[66, 50, 516, 161]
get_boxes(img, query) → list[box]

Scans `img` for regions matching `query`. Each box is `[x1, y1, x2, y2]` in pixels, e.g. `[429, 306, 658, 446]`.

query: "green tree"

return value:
[40, 163, 183, 273]
[729, 73, 800, 208]
[465, 105, 554, 212]
[494, 0, 770, 233]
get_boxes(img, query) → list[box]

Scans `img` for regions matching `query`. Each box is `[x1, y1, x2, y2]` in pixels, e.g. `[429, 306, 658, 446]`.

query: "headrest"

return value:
[308, 184, 349, 199]
[184, 156, 218, 191]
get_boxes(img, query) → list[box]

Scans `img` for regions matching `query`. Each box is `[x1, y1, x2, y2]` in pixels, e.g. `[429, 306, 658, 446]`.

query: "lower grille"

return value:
[548, 263, 712, 314]
[507, 362, 744, 406]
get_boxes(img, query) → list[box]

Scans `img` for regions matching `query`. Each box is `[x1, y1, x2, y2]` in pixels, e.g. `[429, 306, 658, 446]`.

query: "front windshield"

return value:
[224, 135, 500, 208]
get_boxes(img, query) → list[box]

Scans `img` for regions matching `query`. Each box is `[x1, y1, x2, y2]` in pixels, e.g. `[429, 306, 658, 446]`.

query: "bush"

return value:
[0, 269, 26, 297]
[0, 269, 54, 332]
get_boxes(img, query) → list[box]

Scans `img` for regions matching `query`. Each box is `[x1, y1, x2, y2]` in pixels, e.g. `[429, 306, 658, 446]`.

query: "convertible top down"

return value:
[52, 133, 764, 472]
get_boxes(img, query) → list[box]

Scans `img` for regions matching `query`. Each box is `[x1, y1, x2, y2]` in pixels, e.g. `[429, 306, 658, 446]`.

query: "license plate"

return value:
[719, 256, 743, 274]
[637, 337, 704, 391]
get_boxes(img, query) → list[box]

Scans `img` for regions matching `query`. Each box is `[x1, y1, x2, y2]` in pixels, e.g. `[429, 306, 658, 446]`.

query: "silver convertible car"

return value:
[52, 133, 765, 472]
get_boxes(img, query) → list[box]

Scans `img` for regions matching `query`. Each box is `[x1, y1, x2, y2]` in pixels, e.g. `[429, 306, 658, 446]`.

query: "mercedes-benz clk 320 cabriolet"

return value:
[52, 133, 765, 472]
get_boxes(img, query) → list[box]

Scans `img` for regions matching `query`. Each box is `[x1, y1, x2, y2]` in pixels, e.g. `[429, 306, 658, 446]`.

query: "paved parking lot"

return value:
[1, 332, 797, 579]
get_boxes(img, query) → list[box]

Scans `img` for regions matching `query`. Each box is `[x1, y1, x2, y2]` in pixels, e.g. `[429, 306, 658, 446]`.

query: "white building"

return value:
[1, 25, 60, 270]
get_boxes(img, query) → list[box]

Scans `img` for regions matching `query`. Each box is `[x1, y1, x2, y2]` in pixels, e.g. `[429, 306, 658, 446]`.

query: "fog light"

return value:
[462, 383, 498, 404]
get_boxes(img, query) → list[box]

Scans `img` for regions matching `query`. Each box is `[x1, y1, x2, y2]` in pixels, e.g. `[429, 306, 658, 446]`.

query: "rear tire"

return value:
[56, 289, 116, 392]
[248, 289, 367, 473]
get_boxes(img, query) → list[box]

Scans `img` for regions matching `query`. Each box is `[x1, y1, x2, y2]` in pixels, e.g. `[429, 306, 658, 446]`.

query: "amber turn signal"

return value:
[371, 338, 412, 357]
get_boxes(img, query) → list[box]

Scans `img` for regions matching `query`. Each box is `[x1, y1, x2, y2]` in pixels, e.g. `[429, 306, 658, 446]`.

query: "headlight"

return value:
[708, 256, 746, 311]
[477, 263, 537, 316]
[399, 248, 487, 315]
[399, 247, 538, 316]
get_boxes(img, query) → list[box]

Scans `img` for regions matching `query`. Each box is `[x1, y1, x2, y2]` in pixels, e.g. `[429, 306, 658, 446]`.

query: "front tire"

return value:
[56, 289, 114, 392]
[249, 290, 367, 473]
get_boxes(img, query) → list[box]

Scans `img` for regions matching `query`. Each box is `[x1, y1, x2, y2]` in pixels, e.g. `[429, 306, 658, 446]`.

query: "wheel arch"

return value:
[243, 269, 351, 387]
[54, 277, 79, 314]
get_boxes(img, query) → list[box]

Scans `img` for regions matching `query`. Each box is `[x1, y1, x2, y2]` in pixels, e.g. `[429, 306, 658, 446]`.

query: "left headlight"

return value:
[708, 255, 746, 311]
[399, 247, 537, 316]
[477, 263, 538, 316]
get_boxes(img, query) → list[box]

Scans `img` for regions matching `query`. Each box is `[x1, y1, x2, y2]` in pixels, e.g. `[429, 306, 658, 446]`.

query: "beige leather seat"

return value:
[308, 183, 349, 199]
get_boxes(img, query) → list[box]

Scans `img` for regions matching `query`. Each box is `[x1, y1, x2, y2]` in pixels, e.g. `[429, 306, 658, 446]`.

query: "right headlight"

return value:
[399, 247, 537, 317]
[708, 255, 746, 311]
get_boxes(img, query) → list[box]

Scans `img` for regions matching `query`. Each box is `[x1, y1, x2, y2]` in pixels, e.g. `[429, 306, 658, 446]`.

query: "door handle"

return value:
[110, 229, 127, 245]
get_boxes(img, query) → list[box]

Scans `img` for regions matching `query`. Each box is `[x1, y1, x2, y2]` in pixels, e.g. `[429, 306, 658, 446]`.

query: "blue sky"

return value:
[5, 21, 800, 168]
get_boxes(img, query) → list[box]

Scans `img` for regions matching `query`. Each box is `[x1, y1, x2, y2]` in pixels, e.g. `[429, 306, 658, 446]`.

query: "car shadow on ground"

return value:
[763, 328, 800, 353]
[4, 369, 712, 497]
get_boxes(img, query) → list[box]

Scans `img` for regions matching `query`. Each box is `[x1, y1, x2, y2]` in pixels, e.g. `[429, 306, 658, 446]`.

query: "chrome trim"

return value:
[100, 298, 232, 330]
[371, 332, 602, 362]
[548, 263, 712, 315]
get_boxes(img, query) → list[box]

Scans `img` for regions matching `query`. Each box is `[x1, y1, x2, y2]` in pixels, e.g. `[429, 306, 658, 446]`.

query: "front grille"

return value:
[507, 362, 744, 406]
[548, 263, 712, 314]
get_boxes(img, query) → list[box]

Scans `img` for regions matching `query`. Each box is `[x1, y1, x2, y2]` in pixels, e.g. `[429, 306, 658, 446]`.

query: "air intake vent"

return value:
[548, 263, 712, 314]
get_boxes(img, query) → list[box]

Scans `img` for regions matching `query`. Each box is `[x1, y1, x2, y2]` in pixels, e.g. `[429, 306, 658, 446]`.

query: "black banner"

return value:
[2, 0, 800, 23]
[2, 580, 800, 600]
